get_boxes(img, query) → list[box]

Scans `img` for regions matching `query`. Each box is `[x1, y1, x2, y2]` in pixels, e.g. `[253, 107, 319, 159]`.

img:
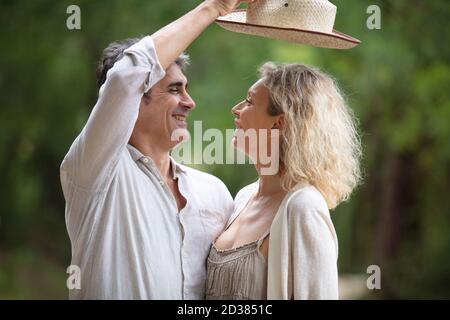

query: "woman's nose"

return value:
[231, 102, 243, 116]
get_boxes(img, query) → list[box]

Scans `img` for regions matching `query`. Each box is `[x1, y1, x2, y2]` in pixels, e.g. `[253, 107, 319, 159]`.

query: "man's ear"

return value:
[142, 91, 152, 106]
[272, 114, 284, 129]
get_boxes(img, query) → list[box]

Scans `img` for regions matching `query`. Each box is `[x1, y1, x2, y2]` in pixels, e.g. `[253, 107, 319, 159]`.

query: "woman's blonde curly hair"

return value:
[260, 62, 362, 209]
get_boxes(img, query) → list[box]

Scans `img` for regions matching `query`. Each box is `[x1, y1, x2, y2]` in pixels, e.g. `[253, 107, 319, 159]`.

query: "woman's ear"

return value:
[272, 114, 284, 129]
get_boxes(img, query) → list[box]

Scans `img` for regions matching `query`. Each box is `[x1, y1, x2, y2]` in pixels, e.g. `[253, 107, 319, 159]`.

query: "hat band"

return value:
[246, 0, 337, 33]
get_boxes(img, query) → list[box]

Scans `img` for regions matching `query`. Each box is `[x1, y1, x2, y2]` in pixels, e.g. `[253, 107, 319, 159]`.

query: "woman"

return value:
[205, 62, 362, 300]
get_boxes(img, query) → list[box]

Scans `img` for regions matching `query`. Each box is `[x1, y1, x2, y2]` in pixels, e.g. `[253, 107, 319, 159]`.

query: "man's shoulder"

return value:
[179, 164, 234, 211]
[179, 164, 228, 191]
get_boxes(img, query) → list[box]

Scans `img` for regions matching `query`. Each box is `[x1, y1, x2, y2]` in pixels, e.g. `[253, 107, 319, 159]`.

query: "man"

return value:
[60, 0, 254, 299]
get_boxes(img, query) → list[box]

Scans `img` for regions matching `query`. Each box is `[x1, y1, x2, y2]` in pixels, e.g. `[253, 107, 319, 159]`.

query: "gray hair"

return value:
[96, 37, 190, 89]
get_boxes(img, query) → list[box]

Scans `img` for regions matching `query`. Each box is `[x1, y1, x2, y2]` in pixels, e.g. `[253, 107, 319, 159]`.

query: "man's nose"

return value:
[181, 93, 196, 110]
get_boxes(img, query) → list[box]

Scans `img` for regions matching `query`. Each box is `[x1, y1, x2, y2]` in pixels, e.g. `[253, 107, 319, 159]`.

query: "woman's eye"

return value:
[245, 98, 252, 104]
[170, 88, 179, 93]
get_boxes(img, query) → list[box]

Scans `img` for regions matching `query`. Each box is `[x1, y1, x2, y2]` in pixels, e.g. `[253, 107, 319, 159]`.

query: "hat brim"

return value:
[216, 10, 361, 49]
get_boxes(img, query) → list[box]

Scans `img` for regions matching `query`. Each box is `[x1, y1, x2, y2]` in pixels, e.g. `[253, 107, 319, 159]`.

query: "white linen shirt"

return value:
[60, 36, 233, 299]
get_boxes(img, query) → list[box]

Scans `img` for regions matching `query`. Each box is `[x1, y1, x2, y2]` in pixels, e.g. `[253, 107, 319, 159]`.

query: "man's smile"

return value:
[172, 113, 188, 127]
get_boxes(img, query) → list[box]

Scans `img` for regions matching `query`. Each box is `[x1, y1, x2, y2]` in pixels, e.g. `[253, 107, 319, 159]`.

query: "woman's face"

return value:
[231, 79, 283, 160]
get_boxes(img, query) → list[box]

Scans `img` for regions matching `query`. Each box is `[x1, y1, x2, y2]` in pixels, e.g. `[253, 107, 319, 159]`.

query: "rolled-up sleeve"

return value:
[61, 36, 165, 193]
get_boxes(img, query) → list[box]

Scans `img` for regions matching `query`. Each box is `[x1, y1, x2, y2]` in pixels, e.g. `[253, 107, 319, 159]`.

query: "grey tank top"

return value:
[205, 229, 270, 300]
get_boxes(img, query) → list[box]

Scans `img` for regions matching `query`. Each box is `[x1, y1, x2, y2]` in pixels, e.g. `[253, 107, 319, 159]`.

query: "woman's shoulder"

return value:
[234, 180, 258, 203]
[283, 185, 338, 258]
[286, 185, 330, 216]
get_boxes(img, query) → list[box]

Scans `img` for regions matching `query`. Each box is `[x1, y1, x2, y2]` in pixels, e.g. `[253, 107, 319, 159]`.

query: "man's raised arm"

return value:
[60, 0, 252, 193]
[152, 0, 252, 69]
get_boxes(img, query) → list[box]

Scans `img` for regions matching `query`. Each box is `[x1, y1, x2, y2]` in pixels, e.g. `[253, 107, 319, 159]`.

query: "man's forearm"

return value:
[151, 1, 220, 69]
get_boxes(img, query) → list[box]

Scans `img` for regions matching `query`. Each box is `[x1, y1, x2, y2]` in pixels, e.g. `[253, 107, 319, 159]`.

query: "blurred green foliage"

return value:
[0, 0, 449, 299]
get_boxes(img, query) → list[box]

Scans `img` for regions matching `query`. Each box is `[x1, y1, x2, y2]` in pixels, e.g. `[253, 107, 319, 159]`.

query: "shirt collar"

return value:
[126, 144, 186, 179]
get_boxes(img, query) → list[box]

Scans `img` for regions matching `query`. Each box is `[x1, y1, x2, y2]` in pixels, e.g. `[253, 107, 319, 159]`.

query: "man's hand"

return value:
[153, 0, 257, 69]
[206, 0, 256, 17]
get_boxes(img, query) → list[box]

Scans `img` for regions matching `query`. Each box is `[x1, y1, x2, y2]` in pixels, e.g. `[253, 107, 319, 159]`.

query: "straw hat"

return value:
[216, 0, 361, 49]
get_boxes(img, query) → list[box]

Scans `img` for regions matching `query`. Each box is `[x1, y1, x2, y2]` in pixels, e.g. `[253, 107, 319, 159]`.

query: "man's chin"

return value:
[170, 128, 190, 146]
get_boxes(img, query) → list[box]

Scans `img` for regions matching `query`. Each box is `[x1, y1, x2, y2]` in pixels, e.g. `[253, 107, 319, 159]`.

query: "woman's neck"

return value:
[255, 164, 285, 197]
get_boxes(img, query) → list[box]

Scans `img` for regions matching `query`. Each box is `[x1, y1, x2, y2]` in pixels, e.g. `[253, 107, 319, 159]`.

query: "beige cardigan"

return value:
[234, 181, 339, 300]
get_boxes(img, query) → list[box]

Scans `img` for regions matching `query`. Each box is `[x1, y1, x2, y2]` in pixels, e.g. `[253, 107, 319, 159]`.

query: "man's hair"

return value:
[96, 37, 190, 89]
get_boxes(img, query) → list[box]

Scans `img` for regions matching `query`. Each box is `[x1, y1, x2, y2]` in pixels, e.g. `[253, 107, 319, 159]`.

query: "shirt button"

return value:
[142, 158, 149, 163]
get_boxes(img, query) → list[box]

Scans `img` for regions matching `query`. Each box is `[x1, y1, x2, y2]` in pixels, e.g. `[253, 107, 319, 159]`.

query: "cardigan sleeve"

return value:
[287, 192, 339, 299]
